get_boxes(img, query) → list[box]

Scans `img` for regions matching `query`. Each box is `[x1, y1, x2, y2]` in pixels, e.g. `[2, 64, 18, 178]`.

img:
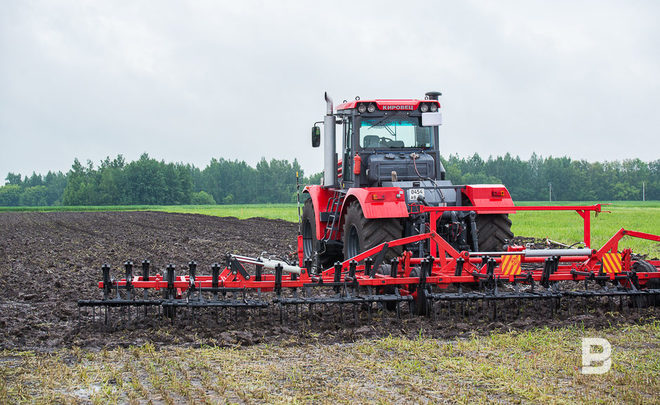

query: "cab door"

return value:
[341, 117, 354, 186]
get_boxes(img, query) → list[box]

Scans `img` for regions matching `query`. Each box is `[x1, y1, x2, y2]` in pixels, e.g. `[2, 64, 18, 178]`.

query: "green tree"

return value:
[0, 185, 22, 206]
[62, 159, 88, 205]
[123, 154, 168, 204]
[43, 171, 67, 205]
[190, 191, 216, 205]
[5, 173, 22, 185]
[19, 186, 48, 206]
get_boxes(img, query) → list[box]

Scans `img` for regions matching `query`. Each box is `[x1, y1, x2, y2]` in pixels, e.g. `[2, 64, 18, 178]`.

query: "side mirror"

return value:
[311, 126, 321, 147]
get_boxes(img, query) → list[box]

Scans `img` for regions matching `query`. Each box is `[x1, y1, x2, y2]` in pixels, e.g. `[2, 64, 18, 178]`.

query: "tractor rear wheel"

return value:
[342, 201, 403, 260]
[476, 214, 513, 252]
[302, 199, 340, 268]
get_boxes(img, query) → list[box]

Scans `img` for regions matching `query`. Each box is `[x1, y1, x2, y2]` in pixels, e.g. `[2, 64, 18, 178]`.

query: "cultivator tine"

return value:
[102, 264, 112, 299]
[141, 260, 150, 315]
[333, 262, 341, 292]
[124, 261, 133, 300]
[364, 257, 374, 278]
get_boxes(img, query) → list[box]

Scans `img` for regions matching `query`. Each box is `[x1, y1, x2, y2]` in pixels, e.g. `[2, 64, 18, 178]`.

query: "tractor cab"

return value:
[333, 96, 445, 192]
[306, 91, 514, 266]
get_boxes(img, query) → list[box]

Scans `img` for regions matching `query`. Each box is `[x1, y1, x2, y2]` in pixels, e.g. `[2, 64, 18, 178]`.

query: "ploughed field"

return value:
[0, 211, 298, 350]
[0, 211, 657, 351]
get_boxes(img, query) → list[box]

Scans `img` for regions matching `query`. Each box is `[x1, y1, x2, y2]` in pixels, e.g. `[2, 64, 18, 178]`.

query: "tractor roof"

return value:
[336, 98, 441, 112]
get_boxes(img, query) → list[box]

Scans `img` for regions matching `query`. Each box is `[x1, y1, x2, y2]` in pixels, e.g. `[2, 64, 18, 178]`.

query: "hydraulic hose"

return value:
[411, 152, 446, 205]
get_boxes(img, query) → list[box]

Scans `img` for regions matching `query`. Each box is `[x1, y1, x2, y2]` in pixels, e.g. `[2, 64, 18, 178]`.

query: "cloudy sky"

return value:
[1, 1, 659, 178]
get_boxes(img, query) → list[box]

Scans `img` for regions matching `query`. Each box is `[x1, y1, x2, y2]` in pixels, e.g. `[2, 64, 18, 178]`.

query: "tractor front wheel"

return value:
[302, 199, 340, 268]
[342, 201, 403, 260]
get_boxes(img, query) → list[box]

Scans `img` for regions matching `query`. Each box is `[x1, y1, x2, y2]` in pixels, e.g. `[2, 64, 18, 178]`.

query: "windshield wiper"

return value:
[367, 117, 397, 139]
[367, 116, 391, 129]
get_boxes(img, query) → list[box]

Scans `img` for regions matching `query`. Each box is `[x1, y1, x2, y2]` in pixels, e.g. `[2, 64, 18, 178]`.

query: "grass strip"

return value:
[1, 322, 658, 404]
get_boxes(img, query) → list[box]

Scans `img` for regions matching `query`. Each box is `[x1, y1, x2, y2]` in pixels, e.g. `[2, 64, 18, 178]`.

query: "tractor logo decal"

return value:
[381, 105, 414, 111]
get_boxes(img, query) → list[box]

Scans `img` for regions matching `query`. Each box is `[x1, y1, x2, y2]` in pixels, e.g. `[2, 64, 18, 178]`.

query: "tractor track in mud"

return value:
[0, 211, 657, 351]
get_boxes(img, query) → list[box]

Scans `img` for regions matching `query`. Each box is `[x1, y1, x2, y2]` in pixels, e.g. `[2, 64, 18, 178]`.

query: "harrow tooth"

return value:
[124, 261, 134, 300]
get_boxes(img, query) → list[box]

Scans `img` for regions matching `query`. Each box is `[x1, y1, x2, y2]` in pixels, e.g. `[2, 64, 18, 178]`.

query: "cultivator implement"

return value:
[78, 205, 660, 325]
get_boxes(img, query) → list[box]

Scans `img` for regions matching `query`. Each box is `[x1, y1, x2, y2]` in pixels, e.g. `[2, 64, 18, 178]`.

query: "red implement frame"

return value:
[87, 203, 659, 308]
[415, 203, 605, 248]
[100, 229, 660, 294]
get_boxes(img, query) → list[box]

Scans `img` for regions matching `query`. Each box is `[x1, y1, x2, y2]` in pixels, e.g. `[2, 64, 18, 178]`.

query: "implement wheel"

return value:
[476, 214, 513, 252]
[342, 201, 403, 261]
[633, 259, 660, 306]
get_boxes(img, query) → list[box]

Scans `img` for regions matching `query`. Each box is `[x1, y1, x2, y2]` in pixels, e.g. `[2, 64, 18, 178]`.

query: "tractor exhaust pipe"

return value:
[323, 92, 337, 188]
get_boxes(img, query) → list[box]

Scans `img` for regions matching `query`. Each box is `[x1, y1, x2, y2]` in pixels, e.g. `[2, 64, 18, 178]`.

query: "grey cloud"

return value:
[1, 0, 658, 179]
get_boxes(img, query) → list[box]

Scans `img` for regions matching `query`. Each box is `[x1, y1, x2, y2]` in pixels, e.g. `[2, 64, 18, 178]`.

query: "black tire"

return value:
[301, 199, 317, 260]
[476, 214, 513, 252]
[301, 199, 340, 268]
[633, 259, 660, 306]
[342, 201, 403, 261]
[376, 264, 398, 311]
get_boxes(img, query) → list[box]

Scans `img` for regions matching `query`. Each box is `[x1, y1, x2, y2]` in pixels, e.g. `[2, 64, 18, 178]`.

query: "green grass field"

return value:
[0, 203, 301, 221]
[512, 201, 660, 257]
[2, 201, 658, 256]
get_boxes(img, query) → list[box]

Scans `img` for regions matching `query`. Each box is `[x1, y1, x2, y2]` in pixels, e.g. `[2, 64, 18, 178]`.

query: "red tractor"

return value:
[302, 92, 515, 268]
[79, 91, 660, 321]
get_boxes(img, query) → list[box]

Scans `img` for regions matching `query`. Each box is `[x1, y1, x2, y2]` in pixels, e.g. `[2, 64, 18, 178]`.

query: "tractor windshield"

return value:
[359, 115, 433, 149]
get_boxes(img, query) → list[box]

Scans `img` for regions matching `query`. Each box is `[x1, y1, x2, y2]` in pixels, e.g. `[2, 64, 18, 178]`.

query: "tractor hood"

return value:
[366, 152, 435, 184]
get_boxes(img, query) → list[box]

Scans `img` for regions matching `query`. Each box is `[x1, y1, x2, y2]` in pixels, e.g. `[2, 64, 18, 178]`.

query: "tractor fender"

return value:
[461, 185, 516, 214]
[304, 185, 336, 240]
[340, 187, 409, 220]
[306, 186, 409, 240]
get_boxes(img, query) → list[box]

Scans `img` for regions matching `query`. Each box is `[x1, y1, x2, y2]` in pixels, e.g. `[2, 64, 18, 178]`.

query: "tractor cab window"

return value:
[342, 118, 353, 182]
[359, 115, 433, 149]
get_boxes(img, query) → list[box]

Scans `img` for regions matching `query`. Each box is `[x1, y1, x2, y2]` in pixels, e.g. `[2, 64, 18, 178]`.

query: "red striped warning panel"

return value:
[501, 255, 522, 276]
[601, 252, 622, 274]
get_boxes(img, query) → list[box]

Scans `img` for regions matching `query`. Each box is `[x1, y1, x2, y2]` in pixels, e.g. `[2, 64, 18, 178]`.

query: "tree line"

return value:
[0, 153, 657, 206]
[442, 153, 659, 201]
[0, 153, 318, 206]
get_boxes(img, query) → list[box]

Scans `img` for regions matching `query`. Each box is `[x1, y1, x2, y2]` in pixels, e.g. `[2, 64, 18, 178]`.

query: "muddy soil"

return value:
[0, 211, 657, 350]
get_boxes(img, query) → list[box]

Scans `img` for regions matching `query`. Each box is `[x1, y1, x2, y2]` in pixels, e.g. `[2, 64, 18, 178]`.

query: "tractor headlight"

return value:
[429, 103, 438, 112]
[367, 103, 376, 113]
[420, 103, 429, 113]
[357, 103, 367, 113]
